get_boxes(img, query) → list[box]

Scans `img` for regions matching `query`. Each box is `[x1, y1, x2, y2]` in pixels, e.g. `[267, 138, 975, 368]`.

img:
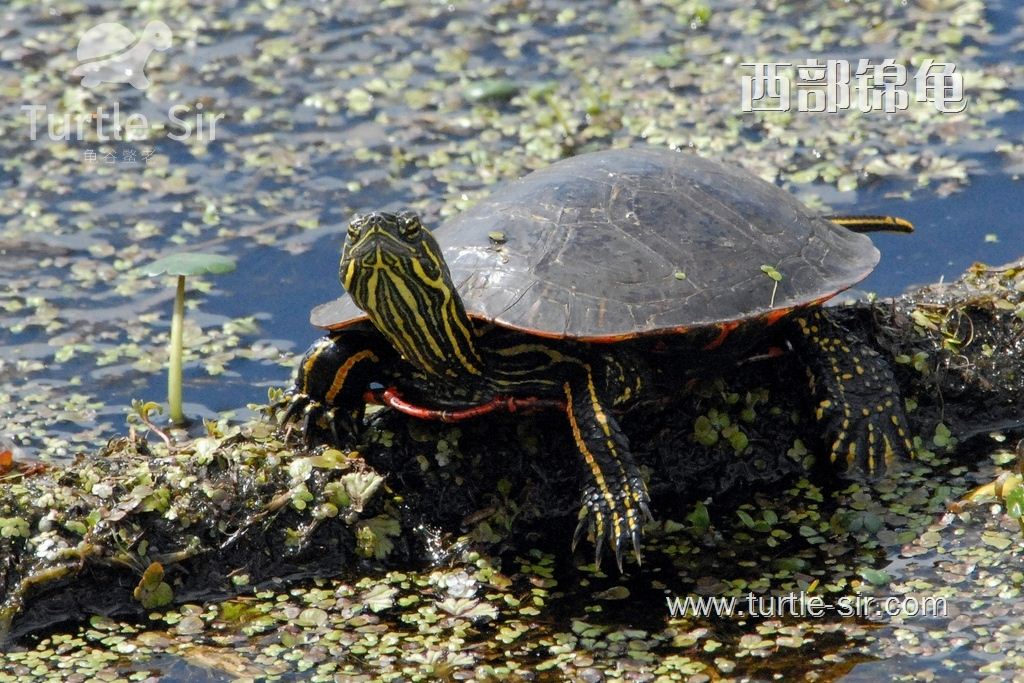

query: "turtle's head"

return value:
[341, 211, 438, 290]
[340, 211, 483, 379]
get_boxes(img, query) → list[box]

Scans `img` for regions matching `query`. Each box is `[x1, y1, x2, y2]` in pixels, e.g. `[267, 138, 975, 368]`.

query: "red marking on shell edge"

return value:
[702, 321, 740, 350]
[763, 307, 792, 325]
[322, 315, 368, 331]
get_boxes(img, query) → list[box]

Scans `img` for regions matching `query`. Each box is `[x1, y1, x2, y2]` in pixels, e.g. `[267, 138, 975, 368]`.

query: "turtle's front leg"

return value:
[563, 364, 653, 571]
[280, 329, 389, 445]
[795, 309, 915, 474]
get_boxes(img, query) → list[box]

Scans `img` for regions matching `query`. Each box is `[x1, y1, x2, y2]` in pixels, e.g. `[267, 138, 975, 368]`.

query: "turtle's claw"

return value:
[577, 477, 651, 572]
[278, 391, 357, 447]
[300, 403, 321, 444]
[323, 407, 345, 446]
[825, 401, 915, 475]
[572, 513, 590, 554]
[276, 390, 322, 445]
[812, 346, 916, 476]
[798, 310, 915, 476]
[631, 522, 644, 567]
[279, 391, 310, 428]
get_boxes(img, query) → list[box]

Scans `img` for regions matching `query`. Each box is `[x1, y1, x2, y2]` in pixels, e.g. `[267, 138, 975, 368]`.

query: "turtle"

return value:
[71, 20, 172, 89]
[280, 147, 916, 569]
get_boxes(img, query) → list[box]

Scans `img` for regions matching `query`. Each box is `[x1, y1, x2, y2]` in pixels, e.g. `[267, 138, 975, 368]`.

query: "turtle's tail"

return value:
[826, 215, 914, 234]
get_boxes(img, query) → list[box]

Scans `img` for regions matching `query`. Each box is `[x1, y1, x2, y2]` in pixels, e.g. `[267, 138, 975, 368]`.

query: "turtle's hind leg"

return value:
[794, 309, 915, 474]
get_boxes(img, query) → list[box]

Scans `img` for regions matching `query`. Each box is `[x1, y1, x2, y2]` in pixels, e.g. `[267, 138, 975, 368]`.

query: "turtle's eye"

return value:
[397, 212, 422, 241]
[347, 217, 363, 242]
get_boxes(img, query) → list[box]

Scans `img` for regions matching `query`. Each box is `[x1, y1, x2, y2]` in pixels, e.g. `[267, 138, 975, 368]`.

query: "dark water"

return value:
[863, 168, 1024, 293]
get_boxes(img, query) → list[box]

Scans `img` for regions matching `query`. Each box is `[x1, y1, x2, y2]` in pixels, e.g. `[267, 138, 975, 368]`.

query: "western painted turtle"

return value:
[281, 147, 915, 569]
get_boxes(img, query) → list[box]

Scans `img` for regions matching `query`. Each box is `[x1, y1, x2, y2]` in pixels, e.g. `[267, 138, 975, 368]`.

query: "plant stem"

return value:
[168, 275, 186, 426]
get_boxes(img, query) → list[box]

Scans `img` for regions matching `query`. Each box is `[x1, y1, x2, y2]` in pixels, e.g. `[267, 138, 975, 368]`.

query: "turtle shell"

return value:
[312, 148, 880, 341]
[76, 23, 138, 62]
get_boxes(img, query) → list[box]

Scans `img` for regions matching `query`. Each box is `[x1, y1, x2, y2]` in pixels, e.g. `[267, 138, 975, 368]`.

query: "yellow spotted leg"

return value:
[564, 364, 653, 571]
[796, 309, 915, 474]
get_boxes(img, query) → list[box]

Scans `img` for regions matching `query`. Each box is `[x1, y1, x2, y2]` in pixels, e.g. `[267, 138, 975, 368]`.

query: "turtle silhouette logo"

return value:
[71, 20, 172, 89]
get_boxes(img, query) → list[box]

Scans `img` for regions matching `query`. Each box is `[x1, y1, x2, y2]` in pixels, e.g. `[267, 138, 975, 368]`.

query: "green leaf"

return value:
[981, 530, 1013, 550]
[773, 557, 807, 572]
[686, 501, 711, 532]
[789, 167, 820, 184]
[140, 252, 237, 277]
[651, 52, 680, 69]
[341, 471, 384, 512]
[727, 429, 749, 453]
[361, 584, 398, 612]
[760, 264, 783, 282]
[736, 509, 756, 529]
[594, 585, 631, 600]
[836, 173, 858, 192]
[465, 79, 519, 103]
[297, 607, 329, 627]
[857, 567, 891, 586]
[133, 562, 174, 609]
[1006, 485, 1024, 521]
[438, 597, 498, 620]
[693, 415, 718, 446]
[932, 422, 954, 449]
[355, 515, 402, 560]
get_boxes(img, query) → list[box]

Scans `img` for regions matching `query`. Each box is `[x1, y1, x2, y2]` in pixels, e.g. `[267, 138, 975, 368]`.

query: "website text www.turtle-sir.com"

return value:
[667, 593, 947, 619]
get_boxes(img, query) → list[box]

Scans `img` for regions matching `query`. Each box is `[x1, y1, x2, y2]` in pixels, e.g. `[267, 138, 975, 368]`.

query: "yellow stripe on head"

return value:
[340, 211, 484, 380]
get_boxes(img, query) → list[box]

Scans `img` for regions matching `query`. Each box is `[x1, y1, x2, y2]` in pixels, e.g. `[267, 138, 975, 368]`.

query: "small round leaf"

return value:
[141, 253, 237, 277]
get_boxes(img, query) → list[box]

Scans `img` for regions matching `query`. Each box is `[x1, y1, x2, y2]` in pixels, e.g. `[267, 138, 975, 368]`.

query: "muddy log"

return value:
[1, 259, 1022, 647]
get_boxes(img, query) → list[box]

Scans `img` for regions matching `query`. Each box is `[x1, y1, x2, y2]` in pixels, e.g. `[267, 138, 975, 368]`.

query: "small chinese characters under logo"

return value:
[83, 146, 157, 165]
[740, 59, 966, 114]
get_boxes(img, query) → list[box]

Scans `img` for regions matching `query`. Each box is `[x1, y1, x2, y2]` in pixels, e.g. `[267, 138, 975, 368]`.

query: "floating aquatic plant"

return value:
[140, 253, 237, 426]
